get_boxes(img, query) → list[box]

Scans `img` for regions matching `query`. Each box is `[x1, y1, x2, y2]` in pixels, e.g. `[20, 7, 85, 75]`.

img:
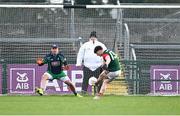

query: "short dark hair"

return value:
[94, 46, 103, 53]
[90, 31, 97, 38]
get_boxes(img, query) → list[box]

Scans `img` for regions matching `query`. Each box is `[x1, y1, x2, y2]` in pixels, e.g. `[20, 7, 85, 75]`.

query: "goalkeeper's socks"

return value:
[68, 83, 78, 96]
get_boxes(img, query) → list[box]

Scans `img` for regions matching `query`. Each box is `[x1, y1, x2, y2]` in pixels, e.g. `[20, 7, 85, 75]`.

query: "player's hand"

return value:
[63, 65, 71, 70]
[95, 81, 99, 86]
[101, 64, 108, 71]
[36, 58, 43, 65]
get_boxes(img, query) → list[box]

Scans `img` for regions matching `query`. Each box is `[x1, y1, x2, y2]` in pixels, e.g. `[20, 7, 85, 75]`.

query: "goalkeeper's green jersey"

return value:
[102, 50, 121, 72]
[42, 52, 67, 74]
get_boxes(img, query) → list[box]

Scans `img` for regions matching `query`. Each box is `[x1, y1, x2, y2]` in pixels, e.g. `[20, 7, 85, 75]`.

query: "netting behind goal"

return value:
[0, 7, 118, 64]
[122, 8, 180, 94]
[0, 6, 120, 95]
[1, 5, 180, 95]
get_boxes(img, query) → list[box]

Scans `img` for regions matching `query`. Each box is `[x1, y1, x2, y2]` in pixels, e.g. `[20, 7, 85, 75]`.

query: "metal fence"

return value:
[0, 7, 121, 64]
[124, 60, 180, 95]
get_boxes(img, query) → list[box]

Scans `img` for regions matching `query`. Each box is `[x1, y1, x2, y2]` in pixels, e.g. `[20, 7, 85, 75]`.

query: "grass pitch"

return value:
[0, 95, 179, 115]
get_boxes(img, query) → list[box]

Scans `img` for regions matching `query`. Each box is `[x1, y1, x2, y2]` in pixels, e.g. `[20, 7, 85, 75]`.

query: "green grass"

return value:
[0, 95, 179, 115]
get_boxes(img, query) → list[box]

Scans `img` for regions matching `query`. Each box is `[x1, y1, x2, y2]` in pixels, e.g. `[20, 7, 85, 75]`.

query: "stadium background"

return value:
[0, 0, 180, 96]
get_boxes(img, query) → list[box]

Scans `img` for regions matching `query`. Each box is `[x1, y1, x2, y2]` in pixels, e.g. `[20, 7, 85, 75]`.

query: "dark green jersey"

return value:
[42, 52, 67, 74]
[102, 50, 121, 72]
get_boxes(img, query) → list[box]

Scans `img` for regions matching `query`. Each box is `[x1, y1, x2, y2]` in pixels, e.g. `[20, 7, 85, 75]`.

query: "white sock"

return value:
[100, 81, 107, 94]
[40, 80, 47, 91]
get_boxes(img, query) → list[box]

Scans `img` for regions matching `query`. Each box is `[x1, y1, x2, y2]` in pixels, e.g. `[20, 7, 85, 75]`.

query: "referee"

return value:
[76, 31, 107, 94]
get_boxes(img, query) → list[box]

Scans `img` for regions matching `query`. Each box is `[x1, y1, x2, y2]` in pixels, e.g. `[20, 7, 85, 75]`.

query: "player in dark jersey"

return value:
[93, 46, 121, 99]
[36, 44, 82, 97]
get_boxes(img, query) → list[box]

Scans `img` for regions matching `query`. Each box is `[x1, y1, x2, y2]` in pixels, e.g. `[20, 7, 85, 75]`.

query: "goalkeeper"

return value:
[93, 46, 121, 99]
[36, 44, 82, 97]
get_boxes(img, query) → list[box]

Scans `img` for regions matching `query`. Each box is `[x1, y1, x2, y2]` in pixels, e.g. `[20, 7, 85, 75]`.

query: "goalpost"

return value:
[0, 4, 180, 8]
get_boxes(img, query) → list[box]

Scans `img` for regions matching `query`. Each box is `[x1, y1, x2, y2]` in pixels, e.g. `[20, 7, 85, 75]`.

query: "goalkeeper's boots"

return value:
[76, 93, 83, 98]
[35, 88, 44, 96]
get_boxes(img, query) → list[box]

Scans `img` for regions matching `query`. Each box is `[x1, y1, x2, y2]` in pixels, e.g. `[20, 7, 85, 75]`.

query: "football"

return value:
[88, 76, 97, 86]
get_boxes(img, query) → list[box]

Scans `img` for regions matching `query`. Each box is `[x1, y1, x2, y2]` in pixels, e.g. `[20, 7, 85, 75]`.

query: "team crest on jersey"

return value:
[51, 61, 60, 66]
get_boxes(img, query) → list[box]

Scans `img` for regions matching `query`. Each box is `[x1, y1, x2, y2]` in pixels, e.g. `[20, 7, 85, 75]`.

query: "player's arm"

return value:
[102, 54, 111, 71]
[95, 54, 111, 84]
[61, 54, 70, 70]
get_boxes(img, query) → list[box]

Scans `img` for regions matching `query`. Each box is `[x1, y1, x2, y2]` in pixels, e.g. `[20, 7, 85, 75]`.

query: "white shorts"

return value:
[107, 70, 121, 82]
[43, 72, 70, 82]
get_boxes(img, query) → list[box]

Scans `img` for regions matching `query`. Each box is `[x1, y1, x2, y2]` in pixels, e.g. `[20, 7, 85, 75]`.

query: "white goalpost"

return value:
[0, 4, 179, 9]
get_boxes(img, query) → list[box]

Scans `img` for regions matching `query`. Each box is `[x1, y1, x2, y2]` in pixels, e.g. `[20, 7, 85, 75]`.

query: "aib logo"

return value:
[16, 72, 29, 90]
[152, 67, 179, 95]
[16, 72, 29, 82]
[159, 73, 172, 90]
[160, 73, 171, 83]
[10, 68, 35, 93]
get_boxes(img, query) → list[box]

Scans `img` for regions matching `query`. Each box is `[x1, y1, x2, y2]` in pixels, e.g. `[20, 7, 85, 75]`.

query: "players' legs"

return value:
[40, 72, 52, 91]
[100, 70, 121, 94]
[94, 70, 121, 99]
[65, 81, 77, 96]
[60, 76, 77, 96]
[96, 70, 109, 83]
[60, 76, 82, 97]
[95, 70, 109, 96]
[99, 79, 109, 95]
[93, 67, 103, 93]
[36, 72, 52, 95]
[82, 66, 92, 94]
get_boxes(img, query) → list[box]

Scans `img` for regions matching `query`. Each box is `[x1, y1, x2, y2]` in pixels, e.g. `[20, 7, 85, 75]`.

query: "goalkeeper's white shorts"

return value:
[43, 72, 70, 82]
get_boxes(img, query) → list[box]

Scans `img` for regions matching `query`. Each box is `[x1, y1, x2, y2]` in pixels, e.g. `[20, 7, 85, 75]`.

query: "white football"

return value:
[88, 77, 97, 86]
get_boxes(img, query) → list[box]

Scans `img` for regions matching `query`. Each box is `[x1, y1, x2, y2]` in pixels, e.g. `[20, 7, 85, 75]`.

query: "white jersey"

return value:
[76, 40, 107, 71]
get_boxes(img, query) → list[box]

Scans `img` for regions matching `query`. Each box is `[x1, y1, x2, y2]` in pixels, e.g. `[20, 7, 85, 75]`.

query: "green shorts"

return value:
[44, 71, 69, 82]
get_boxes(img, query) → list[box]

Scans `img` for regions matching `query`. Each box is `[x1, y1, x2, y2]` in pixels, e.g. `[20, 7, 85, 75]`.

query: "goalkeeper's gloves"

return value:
[63, 65, 70, 70]
[36, 58, 44, 66]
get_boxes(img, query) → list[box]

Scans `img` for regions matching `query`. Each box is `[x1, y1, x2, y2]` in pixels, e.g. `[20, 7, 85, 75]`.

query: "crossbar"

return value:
[0, 4, 180, 9]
